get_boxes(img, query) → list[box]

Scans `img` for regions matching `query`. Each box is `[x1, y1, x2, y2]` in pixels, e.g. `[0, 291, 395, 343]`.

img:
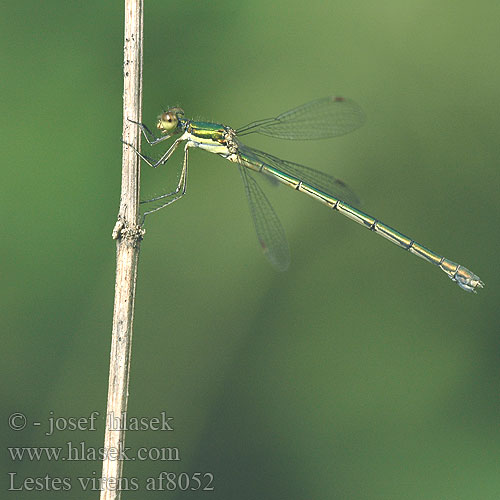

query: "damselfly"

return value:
[123, 97, 483, 293]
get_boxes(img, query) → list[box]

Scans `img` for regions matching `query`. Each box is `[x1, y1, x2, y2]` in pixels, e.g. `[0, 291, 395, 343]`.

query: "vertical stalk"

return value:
[100, 1, 144, 498]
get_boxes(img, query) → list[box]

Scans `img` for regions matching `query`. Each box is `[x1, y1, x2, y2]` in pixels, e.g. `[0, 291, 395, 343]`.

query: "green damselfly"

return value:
[124, 96, 483, 293]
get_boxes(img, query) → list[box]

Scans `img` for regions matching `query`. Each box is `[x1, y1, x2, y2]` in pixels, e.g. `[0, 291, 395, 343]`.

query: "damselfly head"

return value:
[157, 107, 184, 134]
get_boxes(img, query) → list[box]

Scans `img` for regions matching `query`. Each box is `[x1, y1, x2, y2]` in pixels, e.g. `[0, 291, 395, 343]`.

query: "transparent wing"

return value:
[239, 144, 360, 207]
[238, 164, 290, 272]
[236, 96, 365, 140]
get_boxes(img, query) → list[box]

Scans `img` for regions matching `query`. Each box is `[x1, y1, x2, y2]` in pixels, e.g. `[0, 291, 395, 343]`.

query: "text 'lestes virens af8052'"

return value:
[123, 96, 483, 293]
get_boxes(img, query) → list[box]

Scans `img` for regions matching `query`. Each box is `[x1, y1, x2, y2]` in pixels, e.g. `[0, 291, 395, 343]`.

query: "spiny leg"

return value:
[140, 144, 189, 221]
[127, 118, 172, 146]
[141, 152, 187, 203]
[123, 136, 184, 168]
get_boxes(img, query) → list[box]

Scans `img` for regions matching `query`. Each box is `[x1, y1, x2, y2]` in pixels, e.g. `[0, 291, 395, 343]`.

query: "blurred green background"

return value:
[2, 1, 499, 498]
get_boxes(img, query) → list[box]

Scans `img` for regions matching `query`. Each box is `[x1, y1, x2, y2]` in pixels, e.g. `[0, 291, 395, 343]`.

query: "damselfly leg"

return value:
[140, 145, 189, 221]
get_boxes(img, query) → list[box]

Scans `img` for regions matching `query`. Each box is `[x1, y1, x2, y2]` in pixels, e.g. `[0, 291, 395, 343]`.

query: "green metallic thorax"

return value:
[186, 120, 227, 143]
[179, 119, 231, 156]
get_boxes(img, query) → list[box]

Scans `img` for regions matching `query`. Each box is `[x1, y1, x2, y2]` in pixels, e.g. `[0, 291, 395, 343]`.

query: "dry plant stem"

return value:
[100, 1, 144, 499]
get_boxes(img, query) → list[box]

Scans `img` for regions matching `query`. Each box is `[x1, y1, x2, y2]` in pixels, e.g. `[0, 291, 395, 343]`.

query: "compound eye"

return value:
[157, 111, 178, 133]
